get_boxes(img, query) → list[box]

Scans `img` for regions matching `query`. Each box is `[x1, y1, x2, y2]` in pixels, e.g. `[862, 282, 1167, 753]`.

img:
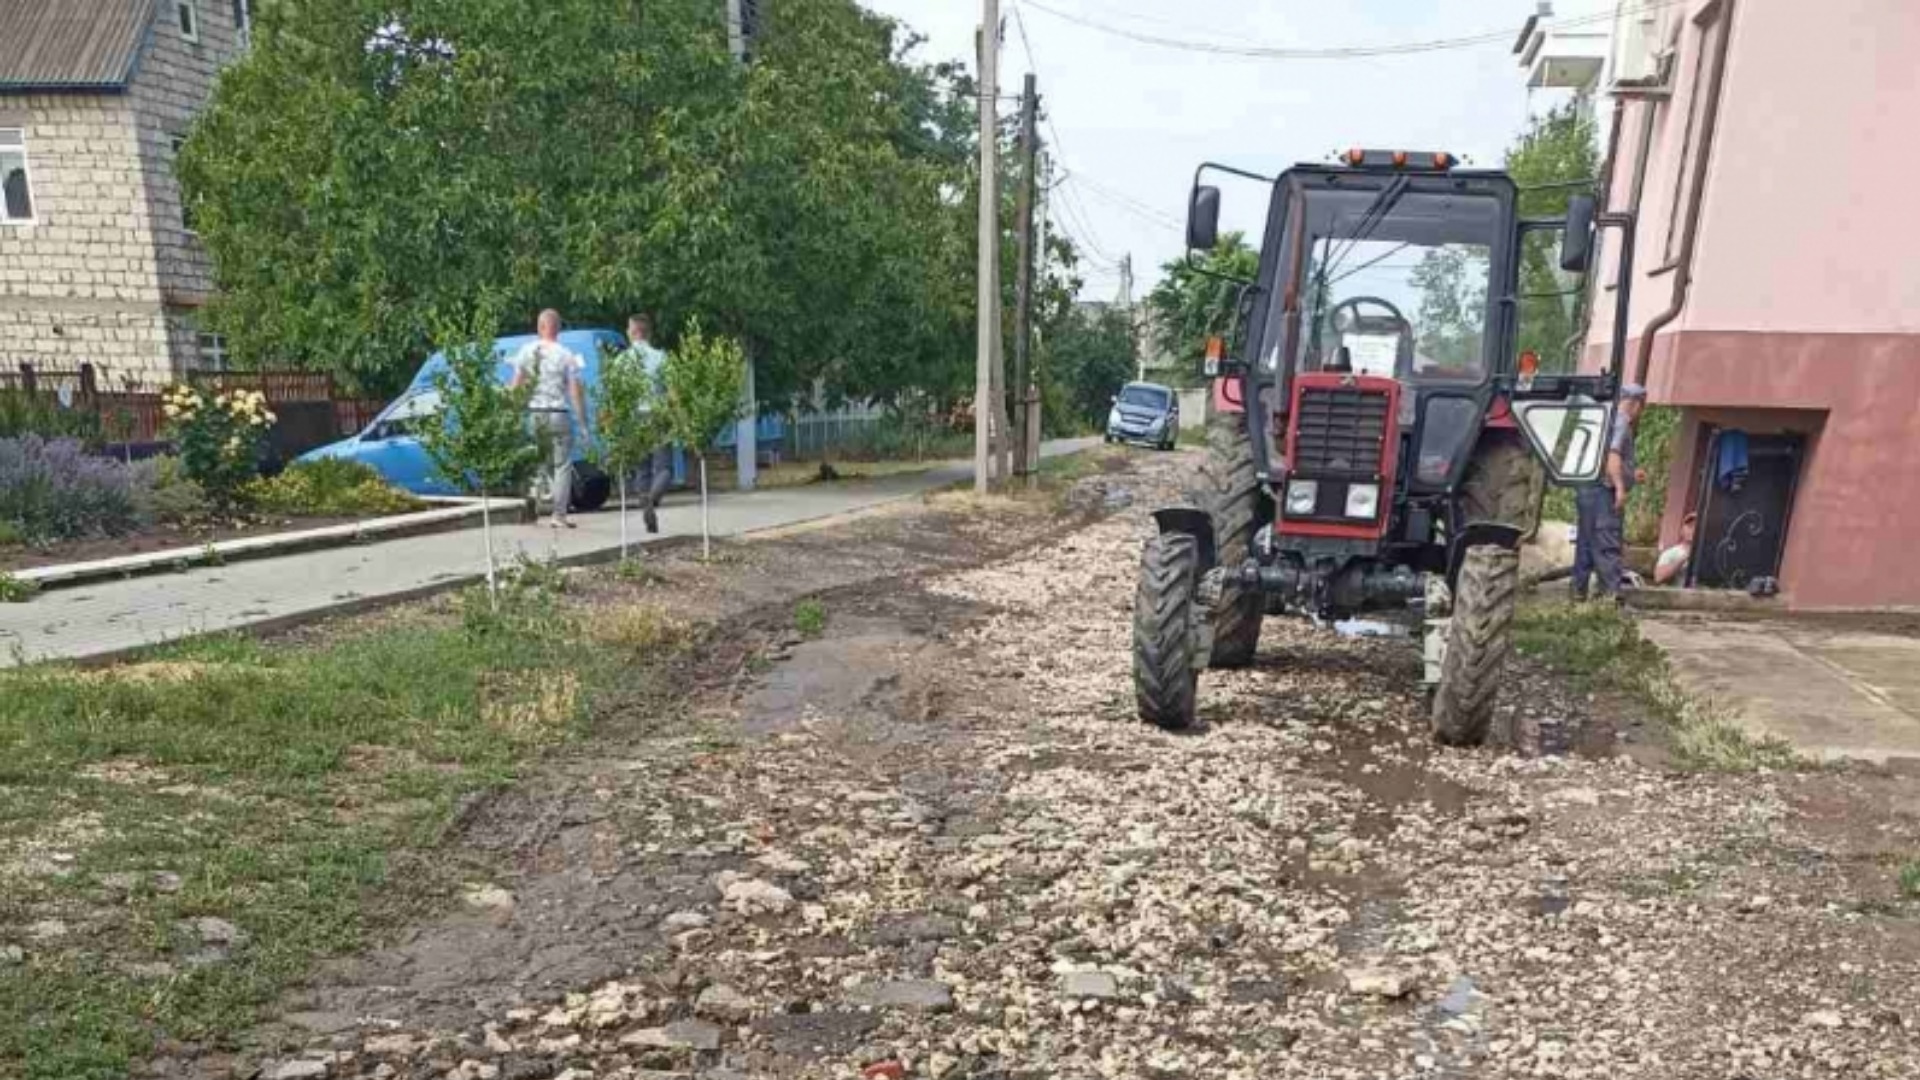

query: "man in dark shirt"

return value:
[1572, 383, 1647, 602]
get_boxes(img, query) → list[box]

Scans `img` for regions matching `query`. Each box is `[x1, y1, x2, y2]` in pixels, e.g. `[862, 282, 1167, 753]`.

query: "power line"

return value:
[1062, 173, 1182, 231]
[1019, 0, 1681, 61]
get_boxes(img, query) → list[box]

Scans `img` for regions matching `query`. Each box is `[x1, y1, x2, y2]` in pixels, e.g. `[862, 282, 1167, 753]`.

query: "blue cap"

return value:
[1620, 383, 1648, 400]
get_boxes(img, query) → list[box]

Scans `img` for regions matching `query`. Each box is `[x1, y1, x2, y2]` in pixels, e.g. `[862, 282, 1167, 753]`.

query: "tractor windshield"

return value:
[1290, 186, 1502, 383]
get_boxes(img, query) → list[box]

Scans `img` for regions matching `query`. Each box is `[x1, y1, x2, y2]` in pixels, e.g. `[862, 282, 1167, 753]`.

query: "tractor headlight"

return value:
[1284, 480, 1318, 516]
[1345, 482, 1380, 520]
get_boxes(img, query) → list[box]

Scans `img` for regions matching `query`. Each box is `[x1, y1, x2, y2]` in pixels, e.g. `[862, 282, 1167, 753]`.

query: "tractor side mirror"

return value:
[1514, 398, 1611, 484]
[1187, 185, 1221, 252]
[1560, 193, 1597, 273]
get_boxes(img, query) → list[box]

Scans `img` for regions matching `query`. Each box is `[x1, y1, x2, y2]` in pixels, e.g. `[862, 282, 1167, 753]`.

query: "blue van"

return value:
[299, 329, 681, 510]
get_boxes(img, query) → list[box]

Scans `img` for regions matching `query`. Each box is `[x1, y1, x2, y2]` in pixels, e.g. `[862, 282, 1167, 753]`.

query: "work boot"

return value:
[643, 507, 660, 535]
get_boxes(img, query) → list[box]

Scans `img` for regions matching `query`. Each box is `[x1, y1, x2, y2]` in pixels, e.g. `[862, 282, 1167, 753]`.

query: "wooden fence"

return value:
[0, 362, 386, 451]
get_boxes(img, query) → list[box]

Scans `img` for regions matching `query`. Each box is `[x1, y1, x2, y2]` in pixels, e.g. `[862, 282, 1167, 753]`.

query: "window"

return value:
[196, 333, 228, 371]
[170, 135, 197, 232]
[1665, 2, 1724, 263]
[177, 0, 201, 42]
[1, 129, 33, 224]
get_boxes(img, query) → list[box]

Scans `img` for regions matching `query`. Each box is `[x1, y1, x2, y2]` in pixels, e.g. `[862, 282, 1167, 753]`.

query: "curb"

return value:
[10, 498, 527, 592]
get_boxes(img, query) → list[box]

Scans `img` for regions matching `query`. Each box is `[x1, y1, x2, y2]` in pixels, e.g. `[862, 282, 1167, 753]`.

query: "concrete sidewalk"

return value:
[1639, 613, 1920, 763]
[0, 439, 1099, 667]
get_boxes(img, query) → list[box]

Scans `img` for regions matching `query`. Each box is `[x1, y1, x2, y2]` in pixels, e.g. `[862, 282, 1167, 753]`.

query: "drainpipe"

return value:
[1632, 0, 1737, 386]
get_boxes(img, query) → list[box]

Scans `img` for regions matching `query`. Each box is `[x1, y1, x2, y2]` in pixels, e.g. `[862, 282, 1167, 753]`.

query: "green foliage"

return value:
[177, 0, 997, 404]
[1145, 234, 1259, 371]
[1508, 102, 1600, 373]
[1627, 405, 1679, 546]
[1900, 861, 1920, 900]
[243, 459, 422, 517]
[793, 597, 827, 638]
[1047, 306, 1136, 430]
[650, 320, 746, 453]
[0, 389, 103, 443]
[1408, 246, 1491, 368]
[161, 384, 273, 510]
[417, 319, 540, 499]
[130, 456, 211, 526]
[593, 343, 668, 479]
[0, 570, 35, 602]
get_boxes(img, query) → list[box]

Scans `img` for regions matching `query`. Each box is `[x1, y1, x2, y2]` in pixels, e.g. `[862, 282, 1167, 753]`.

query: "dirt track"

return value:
[174, 449, 1919, 1080]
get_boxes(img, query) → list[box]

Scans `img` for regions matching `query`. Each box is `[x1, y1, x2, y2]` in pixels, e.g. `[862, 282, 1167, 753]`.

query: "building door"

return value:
[1688, 430, 1803, 589]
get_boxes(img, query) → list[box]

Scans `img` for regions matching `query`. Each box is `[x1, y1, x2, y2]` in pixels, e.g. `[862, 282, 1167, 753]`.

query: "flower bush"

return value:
[161, 384, 276, 509]
[0, 435, 143, 542]
[243, 459, 421, 518]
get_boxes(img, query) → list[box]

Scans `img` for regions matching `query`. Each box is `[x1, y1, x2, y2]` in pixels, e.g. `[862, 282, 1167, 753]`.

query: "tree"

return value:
[179, 0, 981, 404]
[592, 344, 665, 562]
[1507, 102, 1599, 373]
[1145, 234, 1259, 377]
[416, 310, 540, 604]
[647, 321, 745, 560]
[1045, 305, 1135, 431]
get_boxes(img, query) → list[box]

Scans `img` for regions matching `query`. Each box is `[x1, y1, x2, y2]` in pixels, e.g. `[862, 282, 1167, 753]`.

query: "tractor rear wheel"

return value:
[1430, 543, 1520, 746]
[1460, 434, 1545, 539]
[1189, 415, 1265, 667]
[1133, 532, 1199, 730]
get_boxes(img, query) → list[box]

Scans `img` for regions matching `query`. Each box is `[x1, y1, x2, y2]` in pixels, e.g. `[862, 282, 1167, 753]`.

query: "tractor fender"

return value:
[1447, 521, 1523, 586]
[1152, 507, 1217, 570]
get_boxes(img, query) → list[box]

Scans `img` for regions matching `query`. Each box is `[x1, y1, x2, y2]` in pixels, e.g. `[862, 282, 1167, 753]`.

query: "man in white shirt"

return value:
[1654, 512, 1697, 587]
[624, 313, 672, 534]
[508, 309, 587, 528]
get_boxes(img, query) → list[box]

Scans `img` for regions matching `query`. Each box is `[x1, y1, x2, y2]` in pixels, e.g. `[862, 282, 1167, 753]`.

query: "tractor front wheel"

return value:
[1189, 416, 1265, 667]
[1133, 532, 1200, 730]
[1430, 544, 1520, 746]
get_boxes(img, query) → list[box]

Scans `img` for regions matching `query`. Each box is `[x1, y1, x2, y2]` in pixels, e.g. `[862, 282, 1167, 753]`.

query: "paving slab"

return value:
[0, 440, 1098, 667]
[1639, 613, 1920, 763]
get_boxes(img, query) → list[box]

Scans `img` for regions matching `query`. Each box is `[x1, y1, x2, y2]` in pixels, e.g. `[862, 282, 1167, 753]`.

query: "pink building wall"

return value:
[1582, 0, 1920, 609]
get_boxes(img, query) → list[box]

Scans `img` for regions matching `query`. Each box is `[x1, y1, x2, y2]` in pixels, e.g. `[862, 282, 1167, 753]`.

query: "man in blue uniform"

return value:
[1572, 383, 1647, 602]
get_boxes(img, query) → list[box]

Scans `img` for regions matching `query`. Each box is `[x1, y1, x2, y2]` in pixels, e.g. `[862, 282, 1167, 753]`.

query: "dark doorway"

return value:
[1688, 429, 1803, 589]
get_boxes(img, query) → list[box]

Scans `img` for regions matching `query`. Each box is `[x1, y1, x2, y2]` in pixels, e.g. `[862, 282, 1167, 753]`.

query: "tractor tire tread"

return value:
[1133, 532, 1199, 730]
[1187, 415, 1264, 668]
[1431, 544, 1520, 746]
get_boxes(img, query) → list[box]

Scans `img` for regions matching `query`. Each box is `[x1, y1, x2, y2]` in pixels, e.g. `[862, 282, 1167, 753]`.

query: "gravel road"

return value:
[188, 450, 1918, 1080]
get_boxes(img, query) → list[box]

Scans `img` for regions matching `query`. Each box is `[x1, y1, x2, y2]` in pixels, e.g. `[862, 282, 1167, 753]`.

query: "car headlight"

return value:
[1285, 480, 1318, 516]
[1345, 482, 1380, 520]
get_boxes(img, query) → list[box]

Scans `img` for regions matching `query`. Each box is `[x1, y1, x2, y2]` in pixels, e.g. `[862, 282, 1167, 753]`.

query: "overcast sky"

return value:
[858, 0, 1567, 299]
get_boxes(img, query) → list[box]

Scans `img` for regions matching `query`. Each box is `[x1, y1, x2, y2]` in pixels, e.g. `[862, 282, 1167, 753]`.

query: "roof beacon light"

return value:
[1431, 151, 1454, 170]
[1391, 150, 1408, 168]
[1345, 147, 1366, 166]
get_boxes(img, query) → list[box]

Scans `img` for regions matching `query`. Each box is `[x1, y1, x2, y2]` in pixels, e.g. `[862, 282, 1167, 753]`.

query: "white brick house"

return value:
[0, 0, 248, 386]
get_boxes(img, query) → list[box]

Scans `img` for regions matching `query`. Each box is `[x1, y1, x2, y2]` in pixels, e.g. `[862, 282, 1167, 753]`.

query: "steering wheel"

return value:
[1324, 296, 1414, 376]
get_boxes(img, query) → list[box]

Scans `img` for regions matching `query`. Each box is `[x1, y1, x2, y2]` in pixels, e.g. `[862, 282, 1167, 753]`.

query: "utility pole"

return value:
[728, 0, 759, 490]
[1121, 253, 1141, 381]
[1011, 72, 1039, 479]
[973, 3, 999, 494]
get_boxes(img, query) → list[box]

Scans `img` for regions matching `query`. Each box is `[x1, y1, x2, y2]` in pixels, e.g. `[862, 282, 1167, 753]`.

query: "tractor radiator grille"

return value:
[1293, 386, 1389, 477]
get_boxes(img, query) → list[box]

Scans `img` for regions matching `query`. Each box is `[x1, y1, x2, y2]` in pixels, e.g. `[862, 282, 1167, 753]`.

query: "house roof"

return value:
[0, 0, 156, 92]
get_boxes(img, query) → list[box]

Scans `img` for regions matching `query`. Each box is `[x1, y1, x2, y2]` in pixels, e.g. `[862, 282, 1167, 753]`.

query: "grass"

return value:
[793, 598, 827, 639]
[1512, 599, 1801, 773]
[1900, 861, 1920, 900]
[0, 576, 670, 1079]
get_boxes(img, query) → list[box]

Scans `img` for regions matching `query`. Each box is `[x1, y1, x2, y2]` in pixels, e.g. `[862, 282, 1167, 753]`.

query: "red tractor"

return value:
[1134, 149, 1629, 742]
